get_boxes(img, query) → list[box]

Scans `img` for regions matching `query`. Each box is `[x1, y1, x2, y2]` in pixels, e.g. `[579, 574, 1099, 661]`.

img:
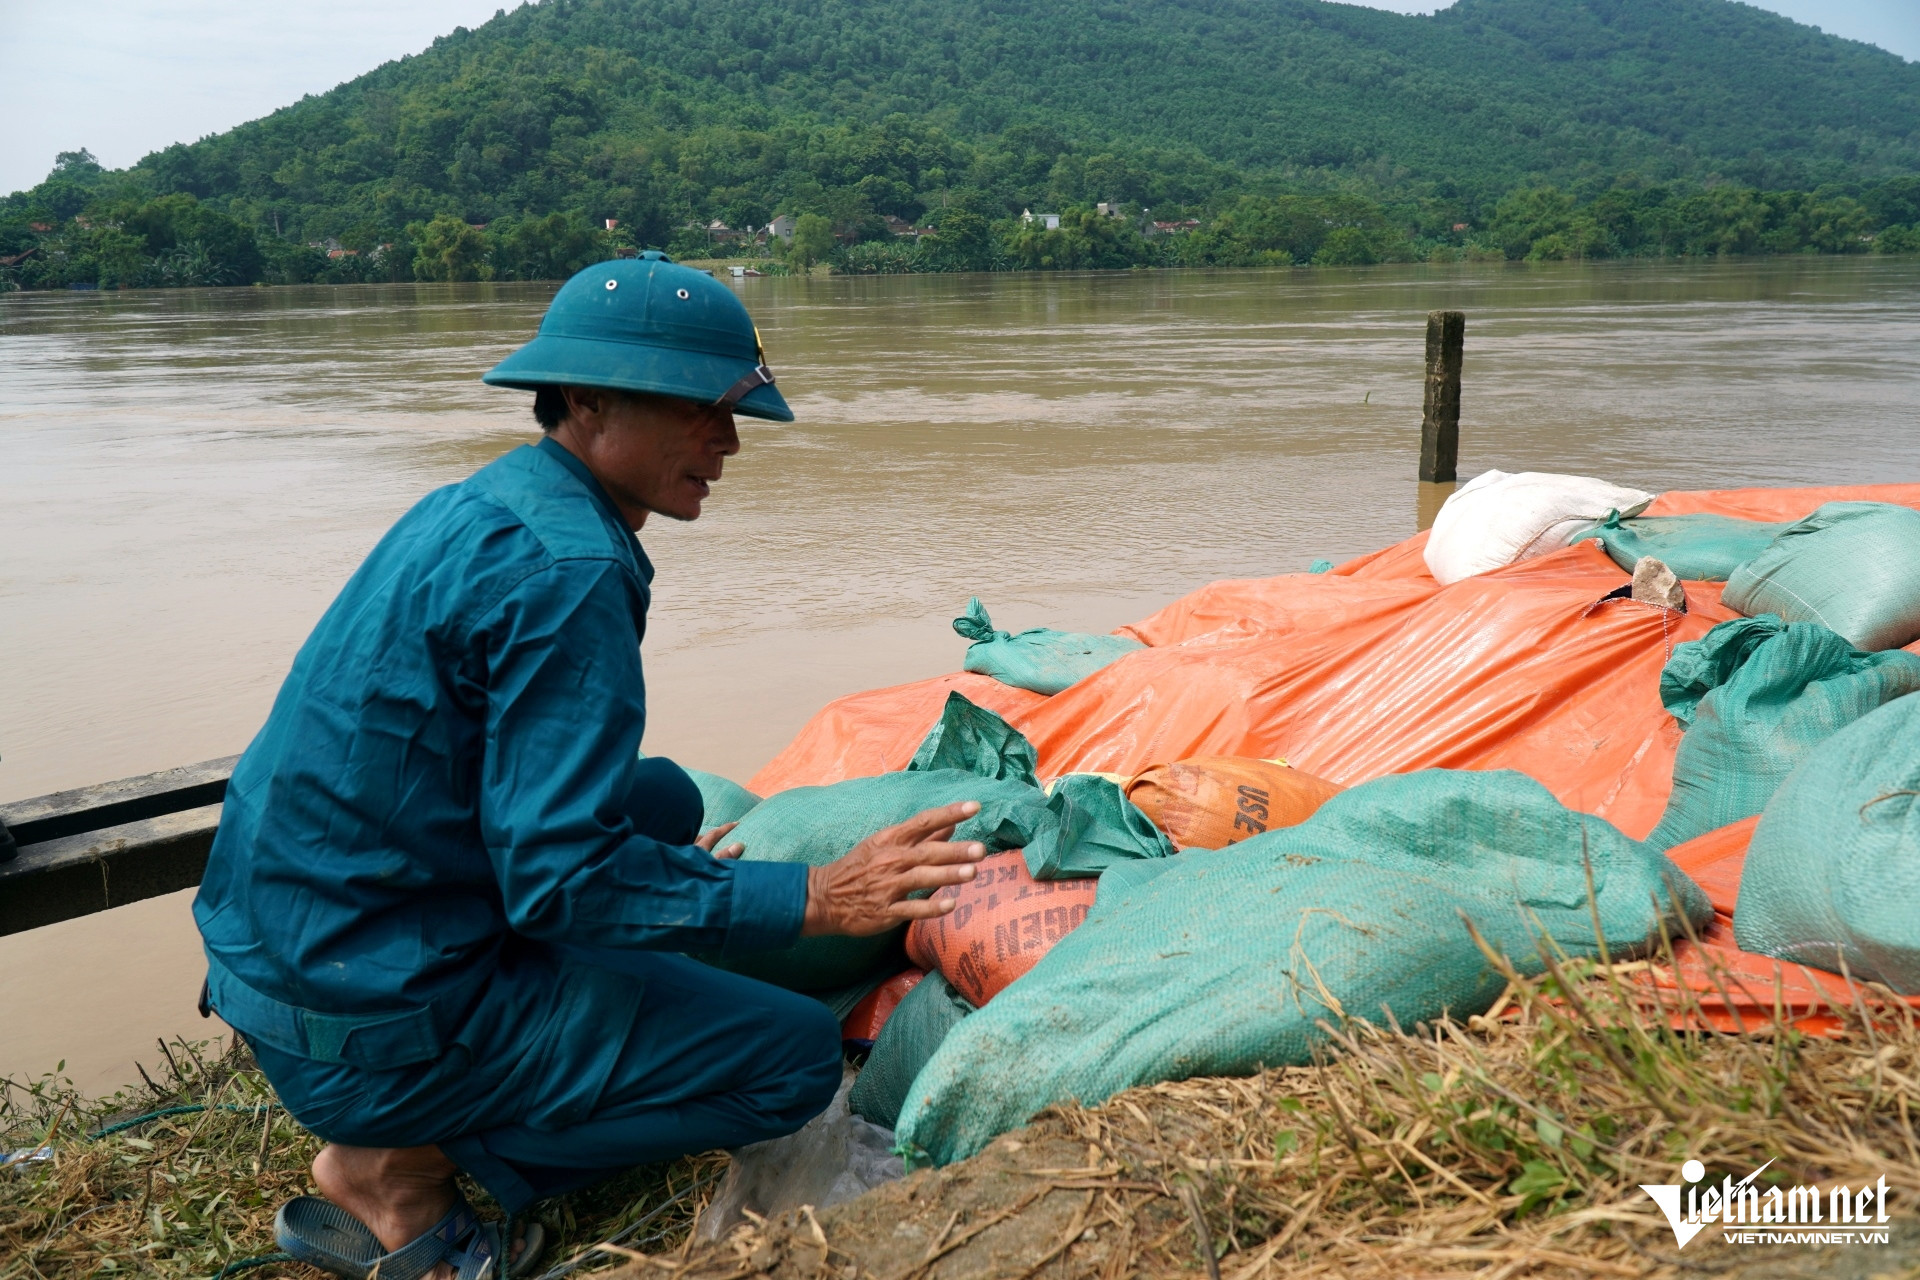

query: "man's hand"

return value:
[696, 821, 744, 859]
[802, 801, 986, 938]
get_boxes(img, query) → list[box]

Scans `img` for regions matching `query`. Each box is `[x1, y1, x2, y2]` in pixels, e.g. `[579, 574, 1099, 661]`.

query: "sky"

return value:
[3, 0, 1917, 198]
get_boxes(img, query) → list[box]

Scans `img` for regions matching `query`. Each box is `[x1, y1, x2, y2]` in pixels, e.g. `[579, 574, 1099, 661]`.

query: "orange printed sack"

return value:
[904, 851, 1099, 1006]
[1125, 756, 1344, 850]
[841, 969, 924, 1049]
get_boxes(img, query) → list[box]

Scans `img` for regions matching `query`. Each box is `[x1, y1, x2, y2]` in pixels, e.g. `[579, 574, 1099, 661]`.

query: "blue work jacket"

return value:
[194, 437, 806, 1069]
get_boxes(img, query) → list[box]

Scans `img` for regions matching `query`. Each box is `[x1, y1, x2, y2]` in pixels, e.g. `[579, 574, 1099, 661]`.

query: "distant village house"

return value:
[1021, 209, 1061, 230]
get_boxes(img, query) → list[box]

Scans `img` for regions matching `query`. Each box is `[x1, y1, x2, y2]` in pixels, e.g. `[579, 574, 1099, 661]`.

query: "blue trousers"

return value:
[247, 758, 843, 1212]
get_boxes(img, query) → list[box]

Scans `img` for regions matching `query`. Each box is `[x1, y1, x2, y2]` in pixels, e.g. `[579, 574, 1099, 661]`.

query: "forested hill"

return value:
[6, 0, 1920, 284]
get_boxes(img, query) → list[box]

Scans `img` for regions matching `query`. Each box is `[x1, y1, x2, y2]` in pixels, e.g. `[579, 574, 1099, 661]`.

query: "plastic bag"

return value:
[701, 1068, 905, 1239]
[1125, 756, 1343, 850]
[1723, 502, 1920, 651]
[955, 598, 1144, 695]
[1644, 616, 1920, 851]
[1736, 693, 1920, 994]
[1424, 470, 1654, 584]
[1569, 511, 1786, 582]
[904, 850, 1099, 1005]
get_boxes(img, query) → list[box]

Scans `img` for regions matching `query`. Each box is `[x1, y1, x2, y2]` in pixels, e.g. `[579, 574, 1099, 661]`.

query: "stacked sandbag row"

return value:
[695, 693, 1177, 1004]
[847, 712, 1351, 1127]
[1427, 471, 1920, 655]
[720, 479, 1920, 1166]
[894, 769, 1713, 1164]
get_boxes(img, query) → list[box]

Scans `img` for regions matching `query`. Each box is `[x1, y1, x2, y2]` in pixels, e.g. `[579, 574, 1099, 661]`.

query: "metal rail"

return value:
[0, 757, 234, 936]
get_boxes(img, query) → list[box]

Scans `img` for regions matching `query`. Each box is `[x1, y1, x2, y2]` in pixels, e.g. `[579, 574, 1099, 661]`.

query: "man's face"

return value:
[553, 386, 740, 529]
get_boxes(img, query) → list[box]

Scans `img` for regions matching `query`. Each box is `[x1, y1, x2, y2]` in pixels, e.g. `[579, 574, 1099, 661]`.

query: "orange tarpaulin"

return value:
[747, 484, 1920, 840]
[1645, 818, 1920, 1036]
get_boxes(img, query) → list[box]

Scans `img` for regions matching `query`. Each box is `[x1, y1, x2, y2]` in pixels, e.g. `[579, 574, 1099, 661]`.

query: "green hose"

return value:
[90, 1104, 271, 1140]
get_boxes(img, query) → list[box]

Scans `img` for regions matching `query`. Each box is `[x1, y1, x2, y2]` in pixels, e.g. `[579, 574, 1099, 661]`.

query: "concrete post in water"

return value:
[1419, 309, 1465, 483]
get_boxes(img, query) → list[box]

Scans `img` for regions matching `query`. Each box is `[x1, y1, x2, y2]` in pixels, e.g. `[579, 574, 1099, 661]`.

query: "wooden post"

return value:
[1419, 309, 1465, 483]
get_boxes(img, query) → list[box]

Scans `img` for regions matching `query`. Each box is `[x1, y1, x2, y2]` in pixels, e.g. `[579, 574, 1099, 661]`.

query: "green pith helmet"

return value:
[482, 251, 793, 422]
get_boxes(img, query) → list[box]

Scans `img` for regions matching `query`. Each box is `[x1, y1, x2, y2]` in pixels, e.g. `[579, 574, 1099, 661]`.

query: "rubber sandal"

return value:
[275, 1195, 545, 1280]
[275, 1196, 383, 1279]
[507, 1219, 548, 1280]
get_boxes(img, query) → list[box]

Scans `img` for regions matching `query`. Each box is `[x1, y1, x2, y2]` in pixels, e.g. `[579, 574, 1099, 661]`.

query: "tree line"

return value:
[5, 152, 1916, 291]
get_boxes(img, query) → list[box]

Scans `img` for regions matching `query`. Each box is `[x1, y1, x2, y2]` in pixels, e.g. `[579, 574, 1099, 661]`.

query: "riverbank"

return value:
[5, 960, 1914, 1279]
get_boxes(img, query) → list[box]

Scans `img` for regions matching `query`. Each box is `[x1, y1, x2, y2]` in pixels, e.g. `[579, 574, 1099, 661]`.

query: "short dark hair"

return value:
[532, 386, 569, 431]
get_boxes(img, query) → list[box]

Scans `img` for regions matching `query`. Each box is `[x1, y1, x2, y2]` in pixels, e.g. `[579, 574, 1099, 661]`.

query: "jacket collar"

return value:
[530, 435, 655, 585]
[536, 436, 634, 534]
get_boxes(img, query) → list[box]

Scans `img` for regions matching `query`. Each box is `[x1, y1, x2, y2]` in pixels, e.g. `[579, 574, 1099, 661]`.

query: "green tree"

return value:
[87, 227, 149, 288]
[491, 211, 610, 280]
[919, 209, 995, 272]
[409, 214, 490, 281]
[786, 213, 833, 269]
[1000, 206, 1147, 270]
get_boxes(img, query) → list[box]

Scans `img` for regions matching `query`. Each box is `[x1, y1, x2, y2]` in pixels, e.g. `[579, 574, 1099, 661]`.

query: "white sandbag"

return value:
[1424, 470, 1655, 585]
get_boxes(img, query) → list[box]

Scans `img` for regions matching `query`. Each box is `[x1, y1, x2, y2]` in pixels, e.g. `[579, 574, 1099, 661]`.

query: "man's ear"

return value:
[561, 385, 606, 423]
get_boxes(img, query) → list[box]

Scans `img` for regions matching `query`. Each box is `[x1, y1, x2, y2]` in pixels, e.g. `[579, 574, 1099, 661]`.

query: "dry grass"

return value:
[0, 1039, 716, 1280]
[6, 940, 1918, 1280]
[645, 949, 1920, 1279]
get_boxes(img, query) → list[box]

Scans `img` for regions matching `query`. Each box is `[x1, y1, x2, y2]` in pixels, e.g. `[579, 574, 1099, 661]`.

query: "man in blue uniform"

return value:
[194, 254, 985, 1280]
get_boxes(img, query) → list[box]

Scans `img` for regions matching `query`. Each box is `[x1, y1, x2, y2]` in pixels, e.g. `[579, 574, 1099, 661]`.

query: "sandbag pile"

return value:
[720, 480, 1920, 1163]
[894, 770, 1711, 1164]
[703, 693, 1169, 997]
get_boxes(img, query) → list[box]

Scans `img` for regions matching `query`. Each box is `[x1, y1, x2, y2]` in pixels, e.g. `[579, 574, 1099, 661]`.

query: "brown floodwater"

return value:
[5, 257, 1920, 1093]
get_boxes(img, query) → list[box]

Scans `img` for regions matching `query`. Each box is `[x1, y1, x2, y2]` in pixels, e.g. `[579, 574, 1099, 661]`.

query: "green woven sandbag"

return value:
[683, 767, 763, 828]
[1723, 502, 1920, 651]
[848, 973, 976, 1130]
[1031, 773, 1175, 879]
[1644, 616, 1920, 851]
[908, 691, 1174, 879]
[955, 598, 1145, 696]
[894, 770, 1709, 1165]
[1570, 512, 1787, 581]
[1735, 694, 1920, 994]
[702, 770, 1060, 991]
[908, 690, 1039, 785]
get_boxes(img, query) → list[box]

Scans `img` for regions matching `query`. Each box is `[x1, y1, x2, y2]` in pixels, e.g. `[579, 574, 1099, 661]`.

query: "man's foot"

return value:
[311, 1143, 528, 1277]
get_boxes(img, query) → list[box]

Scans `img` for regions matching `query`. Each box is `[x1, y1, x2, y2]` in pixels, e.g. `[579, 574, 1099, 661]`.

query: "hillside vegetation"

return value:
[4, 0, 1919, 287]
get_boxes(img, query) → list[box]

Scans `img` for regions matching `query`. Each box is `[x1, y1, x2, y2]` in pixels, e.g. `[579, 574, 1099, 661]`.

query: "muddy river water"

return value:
[5, 257, 1920, 1093]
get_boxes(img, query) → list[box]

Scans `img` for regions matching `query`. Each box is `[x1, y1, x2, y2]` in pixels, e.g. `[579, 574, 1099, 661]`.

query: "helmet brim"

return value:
[482, 333, 795, 423]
